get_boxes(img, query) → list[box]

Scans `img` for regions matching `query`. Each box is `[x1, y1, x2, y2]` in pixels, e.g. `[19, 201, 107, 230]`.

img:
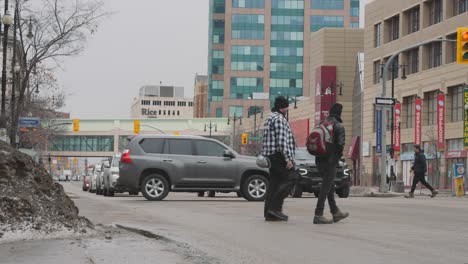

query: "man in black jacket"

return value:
[313, 103, 349, 224]
[405, 145, 438, 198]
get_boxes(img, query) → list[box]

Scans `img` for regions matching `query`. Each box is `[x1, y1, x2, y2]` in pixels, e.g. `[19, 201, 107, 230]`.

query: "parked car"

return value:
[102, 153, 121, 197]
[290, 148, 351, 198]
[89, 162, 104, 193]
[117, 135, 269, 201]
[82, 174, 90, 191]
[58, 174, 67, 181]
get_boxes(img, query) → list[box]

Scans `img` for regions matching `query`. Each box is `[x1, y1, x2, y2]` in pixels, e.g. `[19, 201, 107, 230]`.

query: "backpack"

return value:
[306, 120, 335, 157]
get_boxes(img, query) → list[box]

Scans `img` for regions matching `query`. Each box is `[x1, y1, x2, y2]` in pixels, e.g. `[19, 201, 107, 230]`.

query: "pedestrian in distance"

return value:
[261, 96, 296, 221]
[405, 145, 438, 198]
[313, 103, 349, 224]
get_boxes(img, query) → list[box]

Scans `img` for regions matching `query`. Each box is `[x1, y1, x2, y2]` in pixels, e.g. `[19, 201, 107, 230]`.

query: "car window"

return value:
[194, 140, 226, 157]
[139, 138, 165, 154]
[167, 139, 193, 155]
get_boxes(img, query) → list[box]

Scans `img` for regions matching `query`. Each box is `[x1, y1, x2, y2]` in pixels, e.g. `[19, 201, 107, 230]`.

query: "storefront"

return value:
[445, 139, 466, 190]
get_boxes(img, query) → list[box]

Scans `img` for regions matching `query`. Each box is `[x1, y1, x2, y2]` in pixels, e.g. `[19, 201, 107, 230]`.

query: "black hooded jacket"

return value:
[412, 150, 427, 174]
[322, 104, 346, 163]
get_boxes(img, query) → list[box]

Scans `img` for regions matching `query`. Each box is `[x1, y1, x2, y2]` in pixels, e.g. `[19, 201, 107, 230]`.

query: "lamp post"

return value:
[204, 121, 217, 138]
[227, 113, 242, 148]
[0, 7, 12, 129]
[248, 106, 263, 136]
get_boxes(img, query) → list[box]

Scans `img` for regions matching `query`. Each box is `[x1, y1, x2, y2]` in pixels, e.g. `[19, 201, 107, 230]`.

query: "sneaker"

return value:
[266, 210, 288, 221]
[313, 215, 333, 224]
[404, 192, 414, 198]
[332, 210, 349, 223]
[430, 190, 438, 198]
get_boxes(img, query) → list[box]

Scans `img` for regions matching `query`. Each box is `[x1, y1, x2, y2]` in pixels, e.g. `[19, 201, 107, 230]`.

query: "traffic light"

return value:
[133, 120, 140, 134]
[72, 119, 80, 132]
[457, 27, 468, 64]
[241, 133, 248, 145]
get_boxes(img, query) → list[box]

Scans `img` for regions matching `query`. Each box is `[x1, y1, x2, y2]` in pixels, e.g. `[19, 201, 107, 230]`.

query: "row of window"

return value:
[270, 62, 303, 72]
[141, 100, 193, 107]
[230, 77, 263, 87]
[232, 29, 265, 39]
[212, 80, 224, 90]
[230, 45, 303, 56]
[231, 45, 264, 55]
[374, 85, 465, 132]
[233, 0, 265, 8]
[232, 14, 264, 24]
[272, 0, 304, 9]
[271, 31, 304, 40]
[311, 16, 344, 32]
[271, 15, 304, 25]
[51, 136, 114, 152]
[373, 32, 458, 84]
[374, 0, 467, 47]
[231, 0, 360, 12]
[231, 61, 264, 71]
[140, 138, 229, 157]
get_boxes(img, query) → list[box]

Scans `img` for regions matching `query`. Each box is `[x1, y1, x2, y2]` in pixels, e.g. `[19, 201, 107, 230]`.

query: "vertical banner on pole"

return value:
[437, 94, 445, 151]
[394, 102, 401, 153]
[376, 109, 382, 154]
[415, 98, 422, 146]
[464, 87, 468, 149]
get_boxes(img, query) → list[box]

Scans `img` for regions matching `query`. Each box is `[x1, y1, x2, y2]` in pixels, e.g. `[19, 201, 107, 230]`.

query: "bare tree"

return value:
[8, 0, 109, 146]
[423, 128, 441, 188]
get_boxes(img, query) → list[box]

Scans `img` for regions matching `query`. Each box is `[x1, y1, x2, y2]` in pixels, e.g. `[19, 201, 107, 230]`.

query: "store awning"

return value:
[347, 136, 360, 160]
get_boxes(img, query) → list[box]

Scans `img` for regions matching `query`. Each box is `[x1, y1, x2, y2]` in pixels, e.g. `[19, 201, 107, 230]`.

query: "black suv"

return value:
[117, 135, 270, 201]
[290, 148, 351, 198]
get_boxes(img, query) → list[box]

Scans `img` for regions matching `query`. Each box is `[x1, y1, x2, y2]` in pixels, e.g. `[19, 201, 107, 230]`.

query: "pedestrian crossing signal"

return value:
[72, 119, 80, 132]
[457, 27, 468, 64]
[241, 133, 248, 145]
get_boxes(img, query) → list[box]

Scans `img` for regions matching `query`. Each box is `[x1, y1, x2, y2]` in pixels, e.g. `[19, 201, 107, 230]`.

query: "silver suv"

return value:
[117, 135, 269, 201]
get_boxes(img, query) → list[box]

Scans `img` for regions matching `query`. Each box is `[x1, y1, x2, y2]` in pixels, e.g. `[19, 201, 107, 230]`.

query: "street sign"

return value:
[249, 136, 262, 141]
[375, 97, 396, 105]
[18, 117, 40, 127]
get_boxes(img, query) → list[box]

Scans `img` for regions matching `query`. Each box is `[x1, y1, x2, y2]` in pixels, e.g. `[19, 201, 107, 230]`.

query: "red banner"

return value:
[437, 94, 445, 151]
[415, 98, 422, 145]
[394, 102, 401, 152]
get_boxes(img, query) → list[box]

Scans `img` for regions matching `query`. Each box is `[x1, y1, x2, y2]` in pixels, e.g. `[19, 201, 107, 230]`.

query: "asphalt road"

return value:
[3, 182, 468, 264]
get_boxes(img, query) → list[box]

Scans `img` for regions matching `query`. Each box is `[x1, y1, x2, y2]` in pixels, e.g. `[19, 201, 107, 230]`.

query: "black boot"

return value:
[266, 210, 288, 221]
[313, 215, 333, 224]
[332, 210, 349, 223]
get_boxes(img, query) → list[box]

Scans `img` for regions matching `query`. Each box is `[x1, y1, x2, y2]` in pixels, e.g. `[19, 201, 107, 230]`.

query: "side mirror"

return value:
[223, 150, 235, 159]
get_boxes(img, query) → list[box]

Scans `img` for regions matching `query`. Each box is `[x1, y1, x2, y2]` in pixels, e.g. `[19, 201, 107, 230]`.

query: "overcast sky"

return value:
[59, 0, 373, 119]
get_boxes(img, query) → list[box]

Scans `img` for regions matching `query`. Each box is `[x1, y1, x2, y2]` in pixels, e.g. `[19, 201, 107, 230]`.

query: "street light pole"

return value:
[248, 106, 263, 137]
[0, 2, 12, 129]
[204, 120, 217, 138]
[227, 113, 242, 148]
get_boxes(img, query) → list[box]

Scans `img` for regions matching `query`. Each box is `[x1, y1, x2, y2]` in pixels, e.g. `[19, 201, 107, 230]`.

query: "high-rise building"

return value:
[207, 0, 360, 117]
[193, 74, 209, 118]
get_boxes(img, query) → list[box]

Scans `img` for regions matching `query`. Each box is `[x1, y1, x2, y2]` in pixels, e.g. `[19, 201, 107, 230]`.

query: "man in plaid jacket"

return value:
[261, 96, 296, 221]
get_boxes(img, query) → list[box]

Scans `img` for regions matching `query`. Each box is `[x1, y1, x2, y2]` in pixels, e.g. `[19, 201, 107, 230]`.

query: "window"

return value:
[139, 138, 165, 154]
[402, 143, 415, 153]
[231, 62, 264, 71]
[213, 50, 224, 59]
[446, 33, 457, 64]
[152, 100, 161, 106]
[213, 33, 225, 44]
[402, 96, 416, 129]
[385, 15, 399, 42]
[350, 22, 359, 28]
[405, 48, 419, 74]
[447, 138, 463, 151]
[229, 106, 243, 117]
[428, 0, 443, 25]
[311, 0, 343, 9]
[271, 31, 303, 41]
[270, 62, 302, 72]
[449, 85, 463, 122]
[159, 110, 161, 115]
[232, 29, 264, 40]
[272, 0, 304, 9]
[374, 23, 381, 47]
[216, 108, 223, 117]
[271, 47, 303, 56]
[405, 6, 420, 35]
[212, 80, 224, 90]
[177, 111, 180, 116]
[350, 0, 359, 16]
[194, 140, 226, 157]
[427, 42, 442, 69]
[233, 0, 265, 8]
[270, 78, 302, 88]
[189, 102, 193, 107]
[271, 15, 304, 25]
[231, 77, 263, 87]
[232, 14, 264, 24]
[373, 60, 381, 84]
[453, 0, 468, 16]
[384, 56, 399, 79]
[214, 0, 225, 13]
[424, 91, 437, 125]
[163, 110, 166, 115]
[311, 16, 344, 32]
[231, 45, 264, 55]
[167, 139, 193, 155]
[141, 100, 150, 106]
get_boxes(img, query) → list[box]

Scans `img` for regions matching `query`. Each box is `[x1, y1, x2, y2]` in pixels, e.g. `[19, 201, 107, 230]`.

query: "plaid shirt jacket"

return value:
[261, 112, 296, 162]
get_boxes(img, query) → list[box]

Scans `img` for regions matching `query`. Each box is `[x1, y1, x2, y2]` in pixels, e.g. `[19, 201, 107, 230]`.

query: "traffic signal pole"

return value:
[379, 38, 456, 193]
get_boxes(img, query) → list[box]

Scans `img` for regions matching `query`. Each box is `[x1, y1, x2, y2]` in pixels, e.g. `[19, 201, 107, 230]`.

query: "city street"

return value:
[3, 182, 467, 264]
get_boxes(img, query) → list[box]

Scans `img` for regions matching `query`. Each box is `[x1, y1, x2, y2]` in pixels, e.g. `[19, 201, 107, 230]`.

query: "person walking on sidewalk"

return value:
[261, 96, 296, 221]
[313, 103, 349, 224]
[405, 145, 438, 198]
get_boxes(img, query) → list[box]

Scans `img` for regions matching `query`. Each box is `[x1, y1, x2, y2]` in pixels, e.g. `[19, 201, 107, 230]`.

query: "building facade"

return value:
[207, 0, 360, 117]
[193, 74, 208, 118]
[362, 0, 468, 189]
[130, 85, 194, 119]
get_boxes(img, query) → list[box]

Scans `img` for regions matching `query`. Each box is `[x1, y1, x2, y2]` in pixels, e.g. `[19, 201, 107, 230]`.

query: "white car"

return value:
[102, 154, 121, 197]
[89, 162, 104, 193]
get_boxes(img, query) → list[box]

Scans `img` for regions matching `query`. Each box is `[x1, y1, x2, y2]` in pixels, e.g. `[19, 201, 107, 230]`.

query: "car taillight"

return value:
[121, 149, 132, 164]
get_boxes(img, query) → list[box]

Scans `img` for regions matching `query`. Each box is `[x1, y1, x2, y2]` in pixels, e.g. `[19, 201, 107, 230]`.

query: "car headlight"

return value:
[344, 169, 350, 176]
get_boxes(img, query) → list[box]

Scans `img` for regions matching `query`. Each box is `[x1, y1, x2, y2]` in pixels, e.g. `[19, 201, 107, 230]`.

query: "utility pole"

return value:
[248, 106, 263, 137]
[227, 113, 242, 149]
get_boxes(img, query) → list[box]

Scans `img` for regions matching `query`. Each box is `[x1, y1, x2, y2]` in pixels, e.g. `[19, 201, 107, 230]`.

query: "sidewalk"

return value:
[350, 186, 466, 198]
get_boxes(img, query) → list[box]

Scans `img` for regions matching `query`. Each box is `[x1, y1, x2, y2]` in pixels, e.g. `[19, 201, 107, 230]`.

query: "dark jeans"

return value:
[315, 157, 339, 216]
[410, 173, 434, 193]
[264, 152, 293, 218]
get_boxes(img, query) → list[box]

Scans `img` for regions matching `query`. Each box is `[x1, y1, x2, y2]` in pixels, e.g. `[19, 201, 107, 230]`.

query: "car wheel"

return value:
[207, 191, 216, 197]
[313, 191, 319, 198]
[290, 184, 303, 198]
[336, 185, 350, 198]
[236, 191, 243, 198]
[141, 174, 169, 201]
[242, 175, 268, 201]
[197, 191, 205, 197]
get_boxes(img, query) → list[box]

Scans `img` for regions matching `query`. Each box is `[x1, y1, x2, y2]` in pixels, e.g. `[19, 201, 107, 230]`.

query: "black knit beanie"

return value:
[274, 96, 289, 109]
